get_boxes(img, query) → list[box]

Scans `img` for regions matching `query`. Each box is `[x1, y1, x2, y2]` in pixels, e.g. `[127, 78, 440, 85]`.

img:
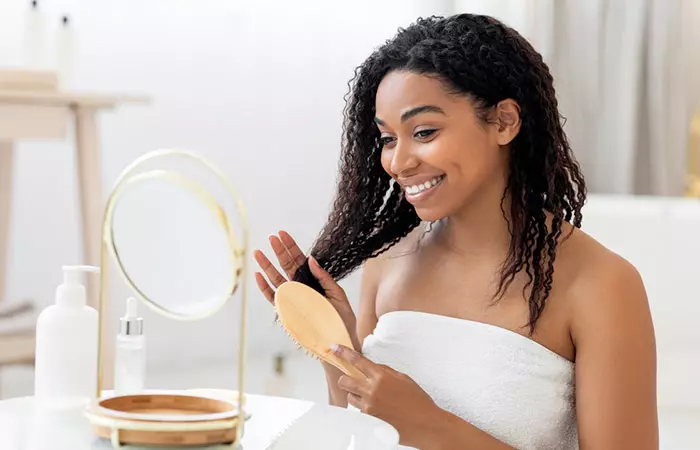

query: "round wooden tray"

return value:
[86, 393, 240, 447]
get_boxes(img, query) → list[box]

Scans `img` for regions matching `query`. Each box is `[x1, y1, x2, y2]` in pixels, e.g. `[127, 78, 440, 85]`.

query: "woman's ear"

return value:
[495, 99, 521, 146]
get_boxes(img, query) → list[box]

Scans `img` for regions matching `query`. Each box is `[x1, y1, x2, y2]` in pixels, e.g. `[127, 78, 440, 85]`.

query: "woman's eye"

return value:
[415, 129, 437, 139]
[380, 136, 396, 146]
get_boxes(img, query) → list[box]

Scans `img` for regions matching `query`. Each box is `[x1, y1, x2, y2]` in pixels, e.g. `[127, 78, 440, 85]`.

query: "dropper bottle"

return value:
[114, 297, 146, 396]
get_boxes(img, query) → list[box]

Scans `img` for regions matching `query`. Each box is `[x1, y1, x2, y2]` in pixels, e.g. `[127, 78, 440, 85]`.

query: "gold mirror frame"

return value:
[107, 169, 241, 320]
[94, 149, 248, 446]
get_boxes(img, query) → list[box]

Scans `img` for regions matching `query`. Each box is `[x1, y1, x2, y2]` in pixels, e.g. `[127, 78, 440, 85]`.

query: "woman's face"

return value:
[375, 70, 519, 221]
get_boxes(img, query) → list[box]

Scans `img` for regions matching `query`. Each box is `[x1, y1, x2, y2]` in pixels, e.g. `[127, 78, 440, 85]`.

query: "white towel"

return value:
[360, 310, 579, 450]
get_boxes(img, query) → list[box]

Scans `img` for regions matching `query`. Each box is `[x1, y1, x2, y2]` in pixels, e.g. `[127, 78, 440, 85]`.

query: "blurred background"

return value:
[0, 0, 698, 440]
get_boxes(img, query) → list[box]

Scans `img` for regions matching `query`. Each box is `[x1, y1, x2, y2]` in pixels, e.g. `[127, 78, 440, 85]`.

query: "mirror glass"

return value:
[108, 152, 243, 319]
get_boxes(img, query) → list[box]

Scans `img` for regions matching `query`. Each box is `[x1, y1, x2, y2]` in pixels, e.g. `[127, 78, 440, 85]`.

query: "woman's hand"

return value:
[333, 345, 447, 448]
[253, 231, 361, 351]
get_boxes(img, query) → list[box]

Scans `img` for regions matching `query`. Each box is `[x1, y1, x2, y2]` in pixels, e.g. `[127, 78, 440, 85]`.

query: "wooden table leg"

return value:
[74, 107, 114, 389]
[73, 108, 102, 305]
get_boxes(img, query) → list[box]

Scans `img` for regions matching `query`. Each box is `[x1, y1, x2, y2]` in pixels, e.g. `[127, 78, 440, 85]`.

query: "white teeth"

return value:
[405, 176, 444, 195]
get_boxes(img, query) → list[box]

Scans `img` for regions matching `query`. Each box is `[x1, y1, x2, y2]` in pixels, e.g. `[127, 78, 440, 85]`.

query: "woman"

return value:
[254, 13, 658, 450]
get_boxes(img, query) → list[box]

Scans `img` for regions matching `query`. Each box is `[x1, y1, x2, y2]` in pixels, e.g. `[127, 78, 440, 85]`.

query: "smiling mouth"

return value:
[403, 175, 446, 196]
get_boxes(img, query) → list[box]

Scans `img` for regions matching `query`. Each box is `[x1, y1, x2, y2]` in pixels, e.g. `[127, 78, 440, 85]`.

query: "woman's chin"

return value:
[413, 206, 447, 223]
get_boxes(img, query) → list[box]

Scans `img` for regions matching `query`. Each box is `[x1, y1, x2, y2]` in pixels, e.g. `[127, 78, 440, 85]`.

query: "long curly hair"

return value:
[293, 13, 586, 333]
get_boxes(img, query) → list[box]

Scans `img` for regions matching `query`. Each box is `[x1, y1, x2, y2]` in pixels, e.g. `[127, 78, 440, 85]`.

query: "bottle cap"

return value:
[119, 297, 143, 336]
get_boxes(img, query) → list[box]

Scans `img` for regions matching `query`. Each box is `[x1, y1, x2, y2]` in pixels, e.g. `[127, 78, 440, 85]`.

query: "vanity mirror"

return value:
[85, 149, 248, 448]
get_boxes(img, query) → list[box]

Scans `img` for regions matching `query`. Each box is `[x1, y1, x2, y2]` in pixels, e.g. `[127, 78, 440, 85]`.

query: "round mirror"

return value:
[105, 150, 246, 320]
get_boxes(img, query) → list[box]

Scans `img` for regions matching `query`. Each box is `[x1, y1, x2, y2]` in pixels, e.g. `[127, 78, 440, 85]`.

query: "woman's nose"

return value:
[390, 141, 419, 176]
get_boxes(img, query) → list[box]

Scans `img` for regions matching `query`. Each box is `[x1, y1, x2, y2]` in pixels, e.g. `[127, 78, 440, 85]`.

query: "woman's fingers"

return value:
[253, 249, 287, 288]
[332, 345, 375, 378]
[254, 272, 275, 304]
[308, 255, 343, 296]
[338, 375, 366, 396]
[269, 234, 299, 279]
[278, 230, 307, 268]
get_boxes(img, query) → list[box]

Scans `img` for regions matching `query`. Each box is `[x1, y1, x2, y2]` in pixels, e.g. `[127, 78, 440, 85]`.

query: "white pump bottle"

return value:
[34, 265, 100, 409]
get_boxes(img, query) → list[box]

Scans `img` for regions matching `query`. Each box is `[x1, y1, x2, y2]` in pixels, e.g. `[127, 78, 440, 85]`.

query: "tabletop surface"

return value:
[1, 391, 698, 449]
[0, 390, 401, 450]
[0, 89, 148, 107]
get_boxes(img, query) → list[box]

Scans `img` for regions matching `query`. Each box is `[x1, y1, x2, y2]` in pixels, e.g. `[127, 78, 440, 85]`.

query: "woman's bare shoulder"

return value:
[357, 223, 427, 340]
[556, 225, 651, 341]
[558, 226, 644, 294]
[360, 222, 427, 301]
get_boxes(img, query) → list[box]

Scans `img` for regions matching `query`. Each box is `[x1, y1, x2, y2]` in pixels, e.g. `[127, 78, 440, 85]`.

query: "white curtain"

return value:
[453, 0, 700, 195]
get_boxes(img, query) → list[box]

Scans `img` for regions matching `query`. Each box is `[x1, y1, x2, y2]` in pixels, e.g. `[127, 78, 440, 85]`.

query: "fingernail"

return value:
[330, 344, 340, 353]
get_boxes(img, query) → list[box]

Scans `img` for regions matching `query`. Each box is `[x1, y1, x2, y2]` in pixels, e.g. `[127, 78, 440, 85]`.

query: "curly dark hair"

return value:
[293, 13, 587, 333]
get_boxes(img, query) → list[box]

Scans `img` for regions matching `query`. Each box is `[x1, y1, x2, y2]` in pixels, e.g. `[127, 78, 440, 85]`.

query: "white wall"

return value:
[0, 0, 454, 370]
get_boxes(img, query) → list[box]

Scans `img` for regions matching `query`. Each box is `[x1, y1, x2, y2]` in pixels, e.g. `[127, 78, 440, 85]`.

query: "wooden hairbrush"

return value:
[274, 281, 365, 379]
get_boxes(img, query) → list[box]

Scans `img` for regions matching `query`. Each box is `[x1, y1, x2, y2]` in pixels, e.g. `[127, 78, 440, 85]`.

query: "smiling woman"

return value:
[254, 13, 658, 450]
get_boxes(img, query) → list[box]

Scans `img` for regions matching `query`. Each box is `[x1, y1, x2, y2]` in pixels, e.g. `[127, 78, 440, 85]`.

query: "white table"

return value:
[0, 392, 400, 450]
[0, 393, 698, 449]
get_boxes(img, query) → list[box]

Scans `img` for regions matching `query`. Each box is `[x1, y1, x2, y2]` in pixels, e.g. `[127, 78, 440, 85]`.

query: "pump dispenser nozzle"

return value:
[62, 265, 100, 283]
[56, 265, 100, 307]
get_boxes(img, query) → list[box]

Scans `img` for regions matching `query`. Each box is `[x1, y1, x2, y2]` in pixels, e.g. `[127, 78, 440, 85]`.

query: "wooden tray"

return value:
[87, 393, 240, 447]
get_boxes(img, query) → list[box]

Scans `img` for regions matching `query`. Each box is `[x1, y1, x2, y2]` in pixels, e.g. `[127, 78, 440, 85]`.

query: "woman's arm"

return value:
[324, 257, 381, 407]
[571, 255, 658, 449]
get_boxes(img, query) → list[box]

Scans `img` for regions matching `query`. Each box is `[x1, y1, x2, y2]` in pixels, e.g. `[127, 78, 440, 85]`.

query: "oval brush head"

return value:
[274, 281, 365, 380]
